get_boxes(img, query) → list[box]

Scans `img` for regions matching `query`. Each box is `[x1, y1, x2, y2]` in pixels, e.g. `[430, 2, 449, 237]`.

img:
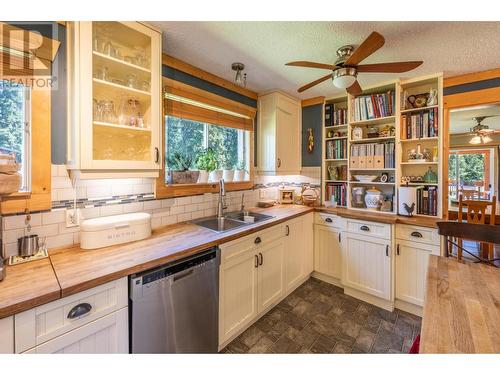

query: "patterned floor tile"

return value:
[222, 277, 421, 355]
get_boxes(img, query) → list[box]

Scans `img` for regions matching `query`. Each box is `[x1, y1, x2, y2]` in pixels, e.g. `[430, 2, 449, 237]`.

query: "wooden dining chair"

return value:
[457, 194, 496, 261]
[460, 187, 480, 200]
[438, 221, 500, 267]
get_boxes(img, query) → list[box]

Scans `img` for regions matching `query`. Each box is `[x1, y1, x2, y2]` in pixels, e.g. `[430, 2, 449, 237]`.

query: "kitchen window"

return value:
[156, 86, 255, 198]
[0, 79, 31, 191]
[165, 115, 249, 181]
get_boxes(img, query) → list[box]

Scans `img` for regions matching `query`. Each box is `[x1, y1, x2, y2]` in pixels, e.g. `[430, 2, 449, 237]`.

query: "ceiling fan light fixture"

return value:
[332, 67, 357, 89]
[469, 135, 482, 145]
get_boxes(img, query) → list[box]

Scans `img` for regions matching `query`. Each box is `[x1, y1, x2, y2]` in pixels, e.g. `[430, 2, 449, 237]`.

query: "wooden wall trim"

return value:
[301, 96, 325, 108]
[162, 54, 258, 101]
[444, 68, 500, 88]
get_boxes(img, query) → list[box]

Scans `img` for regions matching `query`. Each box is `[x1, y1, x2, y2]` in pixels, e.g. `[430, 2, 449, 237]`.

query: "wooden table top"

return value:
[316, 206, 442, 228]
[420, 255, 500, 353]
[0, 258, 61, 319]
[49, 205, 313, 297]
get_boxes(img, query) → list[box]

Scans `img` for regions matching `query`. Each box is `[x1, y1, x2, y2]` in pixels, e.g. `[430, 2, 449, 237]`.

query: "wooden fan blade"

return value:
[286, 61, 337, 70]
[346, 81, 362, 96]
[345, 31, 385, 66]
[357, 61, 423, 73]
[298, 73, 333, 93]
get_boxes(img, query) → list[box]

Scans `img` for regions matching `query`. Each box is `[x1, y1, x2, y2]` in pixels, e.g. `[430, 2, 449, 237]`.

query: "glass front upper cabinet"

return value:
[68, 21, 161, 176]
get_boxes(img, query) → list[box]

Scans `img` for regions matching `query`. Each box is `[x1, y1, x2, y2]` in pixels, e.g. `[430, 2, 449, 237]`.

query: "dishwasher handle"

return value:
[173, 269, 194, 282]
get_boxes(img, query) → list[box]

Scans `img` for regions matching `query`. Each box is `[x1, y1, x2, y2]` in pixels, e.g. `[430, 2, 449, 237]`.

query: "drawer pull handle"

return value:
[258, 252, 263, 266]
[254, 236, 262, 245]
[360, 225, 370, 232]
[67, 303, 92, 319]
[325, 218, 333, 223]
[386, 245, 389, 257]
[338, 232, 341, 243]
[255, 254, 259, 268]
[285, 225, 290, 236]
[397, 244, 400, 256]
[155, 147, 160, 163]
[411, 231, 423, 238]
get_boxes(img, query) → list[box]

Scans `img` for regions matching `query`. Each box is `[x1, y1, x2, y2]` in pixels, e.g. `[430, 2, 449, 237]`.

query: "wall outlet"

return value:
[66, 208, 81, 228]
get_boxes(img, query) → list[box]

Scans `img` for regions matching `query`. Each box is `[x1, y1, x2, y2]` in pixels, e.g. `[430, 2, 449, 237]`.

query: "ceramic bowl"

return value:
[353, 175, 378, 182]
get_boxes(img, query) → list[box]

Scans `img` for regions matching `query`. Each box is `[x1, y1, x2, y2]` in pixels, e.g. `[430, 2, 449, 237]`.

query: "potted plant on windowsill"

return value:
[233, 160, 248, 182]
[167, 152, 199, 184]
[196, 148, 218, 184]
[222, 162, 235, 182]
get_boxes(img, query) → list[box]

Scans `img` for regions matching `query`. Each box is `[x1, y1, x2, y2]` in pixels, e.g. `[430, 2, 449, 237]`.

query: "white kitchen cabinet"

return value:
[314, 224, 342, 281]
[22, 308, 128, 354]
[343, 232, 392, 300]
[219, 239, 259, 344]
[284, 213, 313, 293]
[0, 316, 14, 354]
[256, 238, 286, 312]
[395, 239, 440, 307]
[67, 21, 162, 178]
[257, 91, 301, 174]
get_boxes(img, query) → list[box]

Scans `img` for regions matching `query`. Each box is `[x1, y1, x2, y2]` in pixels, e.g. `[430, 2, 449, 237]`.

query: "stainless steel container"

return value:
[18, 234, 39, 257]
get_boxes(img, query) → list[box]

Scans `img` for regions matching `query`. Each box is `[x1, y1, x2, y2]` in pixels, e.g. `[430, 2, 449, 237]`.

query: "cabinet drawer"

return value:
[22, 307, 128, 354]
[347, 219, 391, 240]
[15, 277, 127, 353]
[220, 225, 284, 263]
[396, 224, 439, 245]
[315, 213, 345, 229]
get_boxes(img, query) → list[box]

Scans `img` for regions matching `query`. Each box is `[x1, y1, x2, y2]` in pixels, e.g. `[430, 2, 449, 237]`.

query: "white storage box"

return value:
[80, 212, 152, 249]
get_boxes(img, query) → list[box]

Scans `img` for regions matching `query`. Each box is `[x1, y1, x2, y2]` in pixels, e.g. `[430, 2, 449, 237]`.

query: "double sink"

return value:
[191, 211, 274, 232]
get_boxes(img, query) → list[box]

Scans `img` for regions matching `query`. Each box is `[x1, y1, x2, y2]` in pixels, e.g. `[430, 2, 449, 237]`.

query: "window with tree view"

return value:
[0, 80, 31, 191]
[165, 115, 250, 183]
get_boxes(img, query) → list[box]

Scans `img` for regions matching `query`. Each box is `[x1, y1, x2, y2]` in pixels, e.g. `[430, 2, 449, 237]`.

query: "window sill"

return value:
[156, 180, 254, 199]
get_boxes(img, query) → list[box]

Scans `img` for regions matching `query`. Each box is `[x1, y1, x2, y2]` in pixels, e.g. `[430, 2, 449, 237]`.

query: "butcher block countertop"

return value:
[316, 206, 442, 228]
[420, 255, 500, 353]
[0, 258, 61, 319]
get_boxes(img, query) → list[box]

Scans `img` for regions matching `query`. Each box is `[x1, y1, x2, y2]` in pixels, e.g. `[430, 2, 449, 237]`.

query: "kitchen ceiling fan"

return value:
[466, 116, 500, 144]
[285, 31, 423, 95]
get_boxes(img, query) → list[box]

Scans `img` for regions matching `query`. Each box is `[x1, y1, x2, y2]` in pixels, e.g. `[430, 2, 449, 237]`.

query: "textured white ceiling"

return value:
[151, 21, 500, 100]
[450, 104, 500, 134]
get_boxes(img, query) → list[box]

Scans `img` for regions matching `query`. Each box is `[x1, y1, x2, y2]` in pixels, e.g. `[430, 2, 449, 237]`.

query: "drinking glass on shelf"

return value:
[94, 66, 109, 81]
[126, 74, 138, 89]
[139, 80, 150, 92]
[93, 34, 103, 53]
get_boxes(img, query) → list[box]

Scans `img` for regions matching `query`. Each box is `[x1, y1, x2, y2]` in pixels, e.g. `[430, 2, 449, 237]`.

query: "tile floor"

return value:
[221, 277, 421, 354]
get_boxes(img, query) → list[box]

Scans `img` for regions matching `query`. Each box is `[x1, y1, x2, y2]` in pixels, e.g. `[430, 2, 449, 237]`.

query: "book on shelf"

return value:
[349, 141, 394, 169]
[416, 186, 438, 216]
[352, 91, 395, 122]
[325, 104, 347, 126]
[401, 107, 439, 139]
[326, 138, 347, 159]
[326, 182, 347, 206]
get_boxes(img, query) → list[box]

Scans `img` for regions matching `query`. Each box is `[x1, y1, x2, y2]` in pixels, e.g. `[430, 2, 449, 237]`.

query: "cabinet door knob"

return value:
[67, 303, 92, 319]
[410, 231, 423, 238]
[397, 244, 400, 256]
[360, 225, 370, 232]
[258, 252, 263, 266]
[285, 225, 290, 236]
[325, 217, 333, 223]
[277, 158, 281, 168]
[154, 147, 160, 163]
[254, 236, 262, 245]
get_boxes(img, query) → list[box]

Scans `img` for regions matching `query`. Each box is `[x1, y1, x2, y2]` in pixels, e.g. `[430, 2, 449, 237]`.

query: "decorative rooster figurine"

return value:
[403, 202, 415, 216]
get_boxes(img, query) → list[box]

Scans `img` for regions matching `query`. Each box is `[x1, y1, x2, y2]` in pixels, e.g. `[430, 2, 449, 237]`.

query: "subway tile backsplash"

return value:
[1, 164, 319, 257]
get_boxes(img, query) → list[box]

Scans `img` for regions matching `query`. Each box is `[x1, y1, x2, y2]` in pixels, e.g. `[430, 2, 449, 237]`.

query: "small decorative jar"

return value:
[352, 126, 363, 140]
[364, 187, 383, 211]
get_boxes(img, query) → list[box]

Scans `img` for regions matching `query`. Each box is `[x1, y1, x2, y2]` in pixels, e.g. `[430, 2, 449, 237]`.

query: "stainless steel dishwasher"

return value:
[129, 247, 219, 353]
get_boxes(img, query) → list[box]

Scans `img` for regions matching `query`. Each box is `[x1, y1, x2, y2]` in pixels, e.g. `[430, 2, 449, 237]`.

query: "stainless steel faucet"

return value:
[217, 179, 227, 219]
